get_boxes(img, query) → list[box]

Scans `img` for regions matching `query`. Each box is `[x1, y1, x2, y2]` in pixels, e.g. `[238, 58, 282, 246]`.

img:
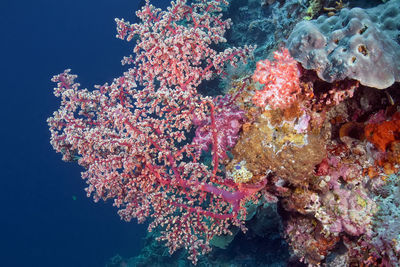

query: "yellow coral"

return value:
[357, 195, 367, 208]
[304, 0, 322, 20]
[230, 160, 253, 183]
[258, 110, 307, 152]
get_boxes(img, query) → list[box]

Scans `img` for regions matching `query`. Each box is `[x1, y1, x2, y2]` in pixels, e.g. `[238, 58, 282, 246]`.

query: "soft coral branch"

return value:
[48, 0, 256, 265]
[252, 48, 301, 109]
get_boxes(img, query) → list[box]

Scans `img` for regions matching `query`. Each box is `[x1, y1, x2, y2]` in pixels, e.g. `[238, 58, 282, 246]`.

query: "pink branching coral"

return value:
[116, 0, 252, 91]
[252, 48, 301, 109]
[47, 0, 258, 264]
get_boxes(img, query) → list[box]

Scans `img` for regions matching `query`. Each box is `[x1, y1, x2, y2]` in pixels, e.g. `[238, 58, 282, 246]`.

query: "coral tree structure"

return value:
[48, 0, 257, 264]
[49, 0, 400, 266]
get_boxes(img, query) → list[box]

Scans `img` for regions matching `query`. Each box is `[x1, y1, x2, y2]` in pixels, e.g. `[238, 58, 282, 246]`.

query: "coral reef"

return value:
[49, 0, 400, 266]
[226, 0, 308, 59]
[225, 50, 400, 265]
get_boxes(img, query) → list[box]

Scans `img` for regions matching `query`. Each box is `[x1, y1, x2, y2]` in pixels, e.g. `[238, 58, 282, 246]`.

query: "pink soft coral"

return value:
[252, 48, 301, 109]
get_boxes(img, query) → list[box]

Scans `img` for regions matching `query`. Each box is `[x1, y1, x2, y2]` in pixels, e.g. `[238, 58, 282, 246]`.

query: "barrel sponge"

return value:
[287, 0, 400, 89]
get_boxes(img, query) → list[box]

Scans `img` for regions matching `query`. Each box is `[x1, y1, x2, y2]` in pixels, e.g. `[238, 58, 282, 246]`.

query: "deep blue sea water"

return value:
[0, 1, 168, 266]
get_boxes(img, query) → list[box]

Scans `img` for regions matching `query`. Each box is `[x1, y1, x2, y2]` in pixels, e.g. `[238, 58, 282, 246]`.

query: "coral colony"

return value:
[48, 0, 400, 265]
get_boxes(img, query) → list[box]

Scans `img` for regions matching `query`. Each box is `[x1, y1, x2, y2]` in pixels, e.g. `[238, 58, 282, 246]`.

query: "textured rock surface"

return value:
[230, 110, 326, 186]
[287, 0, 400, 89]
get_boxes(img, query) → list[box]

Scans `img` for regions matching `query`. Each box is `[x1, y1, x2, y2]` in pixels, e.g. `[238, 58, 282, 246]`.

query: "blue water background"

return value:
[0, 0, 169, 266]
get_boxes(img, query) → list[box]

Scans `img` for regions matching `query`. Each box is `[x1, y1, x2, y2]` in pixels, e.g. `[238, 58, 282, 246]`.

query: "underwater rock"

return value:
[230, 109, 326, 186]
[287, 0, 400, 89]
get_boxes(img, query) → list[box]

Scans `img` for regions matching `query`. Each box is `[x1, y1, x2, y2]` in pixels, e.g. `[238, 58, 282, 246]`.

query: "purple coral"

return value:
[327, 187, 376, 236]
[192, 95, 245, 160]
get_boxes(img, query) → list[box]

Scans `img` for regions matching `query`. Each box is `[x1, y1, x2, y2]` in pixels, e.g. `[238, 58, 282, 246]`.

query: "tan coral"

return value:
[282, 187, 319, 214]
[229, 109, 326, 186]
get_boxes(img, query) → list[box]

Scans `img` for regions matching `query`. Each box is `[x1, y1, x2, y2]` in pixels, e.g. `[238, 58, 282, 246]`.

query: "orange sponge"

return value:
[364, 113, 400, 151]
